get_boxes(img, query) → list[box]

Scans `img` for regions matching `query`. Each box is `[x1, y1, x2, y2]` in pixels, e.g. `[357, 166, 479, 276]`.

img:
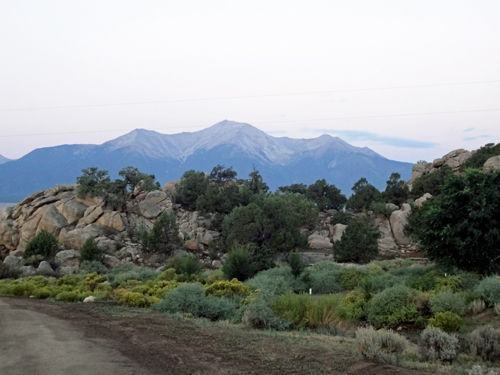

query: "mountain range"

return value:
[0, 120, 412, 202]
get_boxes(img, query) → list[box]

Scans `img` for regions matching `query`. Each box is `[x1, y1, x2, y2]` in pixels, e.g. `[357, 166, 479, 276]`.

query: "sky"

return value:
[1, 1, 499, 163]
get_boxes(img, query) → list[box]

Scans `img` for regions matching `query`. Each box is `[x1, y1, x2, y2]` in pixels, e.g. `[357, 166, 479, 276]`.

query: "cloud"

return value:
[463, 135, 490, 141]
[315, 129, 437, 149]
[464, 127, 475, 132]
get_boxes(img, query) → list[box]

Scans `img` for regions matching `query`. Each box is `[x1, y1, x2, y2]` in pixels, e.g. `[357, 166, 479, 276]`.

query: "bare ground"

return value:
[0, 297, 438, 375]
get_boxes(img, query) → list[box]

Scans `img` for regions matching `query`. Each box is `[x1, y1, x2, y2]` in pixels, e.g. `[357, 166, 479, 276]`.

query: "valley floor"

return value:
[0, 297, 437, 375]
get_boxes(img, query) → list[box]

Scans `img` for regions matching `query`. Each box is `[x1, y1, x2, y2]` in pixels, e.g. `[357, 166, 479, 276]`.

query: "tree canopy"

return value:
[406, 168, 500, 274]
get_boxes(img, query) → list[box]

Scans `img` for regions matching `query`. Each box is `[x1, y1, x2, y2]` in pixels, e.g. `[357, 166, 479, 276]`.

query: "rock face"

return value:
[484, 156, 500, 172]
[375, 214, 398, 253]
[415, 193, 432, 208]
[331, 224, 347, 243]
[308, 231, 333, 250]
[408, 148, 472, 190]
[389, 204, 412, 246]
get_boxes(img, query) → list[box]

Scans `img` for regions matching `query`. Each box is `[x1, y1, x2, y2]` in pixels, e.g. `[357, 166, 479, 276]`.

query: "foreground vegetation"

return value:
[2, 258, 500, 374]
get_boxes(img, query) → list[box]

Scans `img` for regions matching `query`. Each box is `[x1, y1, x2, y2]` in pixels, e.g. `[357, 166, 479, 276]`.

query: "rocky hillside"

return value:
[0, 174, 422, 276]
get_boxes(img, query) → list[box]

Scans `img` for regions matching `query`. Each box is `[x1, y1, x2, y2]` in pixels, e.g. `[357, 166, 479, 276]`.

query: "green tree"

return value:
[333, 219, 380, 263]
[221, 193, 318, 257]
[461, 142, 500, 171]
[80, 238, 105, 263]
[76, 167, 111, 198]
[118, 166, 160, 193]
[222, 246, 258, 281]
[24, 229, 59, 260]
[208, 164, 238, 184]
[346, 178, 381, 210]
[406, 169, 500, 274]
[306, 179, 347, 211]
[409, 164, 453, 199]
[382, 172, 409, 206]
[245, 166, 269, 195]
[278, 183, 307, 195]
[140, 212, 182, 255]
[288, 250, 306, 278]
[174, 170, 209, 210]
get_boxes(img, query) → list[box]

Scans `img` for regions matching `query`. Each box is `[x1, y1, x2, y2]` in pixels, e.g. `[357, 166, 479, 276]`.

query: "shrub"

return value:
[205, 278, 251, 298]
[429, 290, 466, 316]
[405, 169, 500, 274]
[333, 220, 380, 264]
[79, 238, 104, 263]
[435, 275, 462, 292]
[271, 292, 310, 328]
[475, 276, 500, 306]
[468, 325, 500, 361]
[0, 263, 20, 279]
[24, 229, 59, 260]
[140, 212, 182, 255]
[420, 326, 459, 362]
[340, 267, 364, 290]
[114, 289, 150, 308]
[82, 272, 108, 292]
[341, 290, 367, 321]
[469, 299, 486, 315]
[222, 247, 258, 281]
[428, 311, 463, 333]
[152, 283, 237, 321]
[495, 303, 500, 316]
[79, 260, 108, 274]
[55, 291, 82, 303]
[242, 298, 290, 331]
[468, 365, 499, 375]
[179, 255, 203, 278]
[356, 326, 408, 363]
[33, 287, 52, 299]
[303, 294, 343, 328]
[158, 268, 176, 281]
[367, 285, 419, 328]
[288, 250, 305, 278]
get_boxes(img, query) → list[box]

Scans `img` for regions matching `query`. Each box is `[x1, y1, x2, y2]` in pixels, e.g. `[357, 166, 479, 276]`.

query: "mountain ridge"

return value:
[0, 154, 12, 165]
[0, 120, 412, 202]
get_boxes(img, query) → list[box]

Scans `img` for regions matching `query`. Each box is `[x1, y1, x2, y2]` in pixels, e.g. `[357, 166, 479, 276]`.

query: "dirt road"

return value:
[0, 297, 437, 375]
[0, 299, 151, 375]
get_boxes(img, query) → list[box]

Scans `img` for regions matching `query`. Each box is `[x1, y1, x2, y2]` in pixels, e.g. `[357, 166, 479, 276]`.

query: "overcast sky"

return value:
[1, 1, 499, 163]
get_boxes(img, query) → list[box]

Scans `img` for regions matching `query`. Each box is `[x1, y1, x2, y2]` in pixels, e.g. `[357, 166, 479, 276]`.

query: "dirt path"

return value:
[0, 299, 150, 375]
[0, 297, 437, 375]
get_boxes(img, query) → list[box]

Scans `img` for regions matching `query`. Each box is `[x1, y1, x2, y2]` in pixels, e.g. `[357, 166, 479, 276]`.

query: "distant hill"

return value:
[0, 154, 11, 165]
[0, 120, 412, 202]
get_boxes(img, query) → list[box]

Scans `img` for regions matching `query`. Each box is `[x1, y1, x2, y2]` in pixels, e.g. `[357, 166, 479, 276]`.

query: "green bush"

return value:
[356, 326, 409, 363]
[309, 270, 342, 295]
[205, 278, 251, 298]
[242, 298, 290, 331]
[461, 142, 500, 170]
[139, 212, 182, 255]
[340, 267, 364, 290]
[428, 311, 463, 333]
[367, 284, 419, 328]
[468, 325, 500, 361]
[222, 247, 258, 281]
[55, 291, 83, 303]
[341, 290, 367, 321]
[152, 283, 237, 321]
[420, 326, 459, 362]
[475, 276, 500, 306]
[429, 290, 466, 316]
[467, 365, 499, 375]
[33, 287, 52, 299]
[271, 292, 310, 328]
[406, 169, 500, 274]
[79, 260, 108, 274]
[179, 255, 203, 278]
[245, 266, 308, 295]
[288, 250, 305, 278]
[333, 220, 380, 264]
[79, 238, 104, 263]
[0, 263, 21, 279]
[24, 229, 59, 260]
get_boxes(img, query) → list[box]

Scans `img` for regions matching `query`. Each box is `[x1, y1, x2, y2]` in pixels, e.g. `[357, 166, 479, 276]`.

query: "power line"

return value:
[1, 79, 500, 112]
[1, 107, 499, 138]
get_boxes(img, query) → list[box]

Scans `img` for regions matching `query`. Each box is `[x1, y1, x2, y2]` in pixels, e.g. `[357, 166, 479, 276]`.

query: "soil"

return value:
[1, 297, 439, 375]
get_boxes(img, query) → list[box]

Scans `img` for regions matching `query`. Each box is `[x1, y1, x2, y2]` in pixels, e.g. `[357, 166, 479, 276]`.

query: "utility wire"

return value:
[1, 107, 499, 138]
[1, 79, 500, 112]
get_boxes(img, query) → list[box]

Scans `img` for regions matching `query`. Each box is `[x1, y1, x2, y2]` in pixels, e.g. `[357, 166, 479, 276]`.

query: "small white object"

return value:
[309, 288, 312, 295]
[83, 296, 96, 303]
